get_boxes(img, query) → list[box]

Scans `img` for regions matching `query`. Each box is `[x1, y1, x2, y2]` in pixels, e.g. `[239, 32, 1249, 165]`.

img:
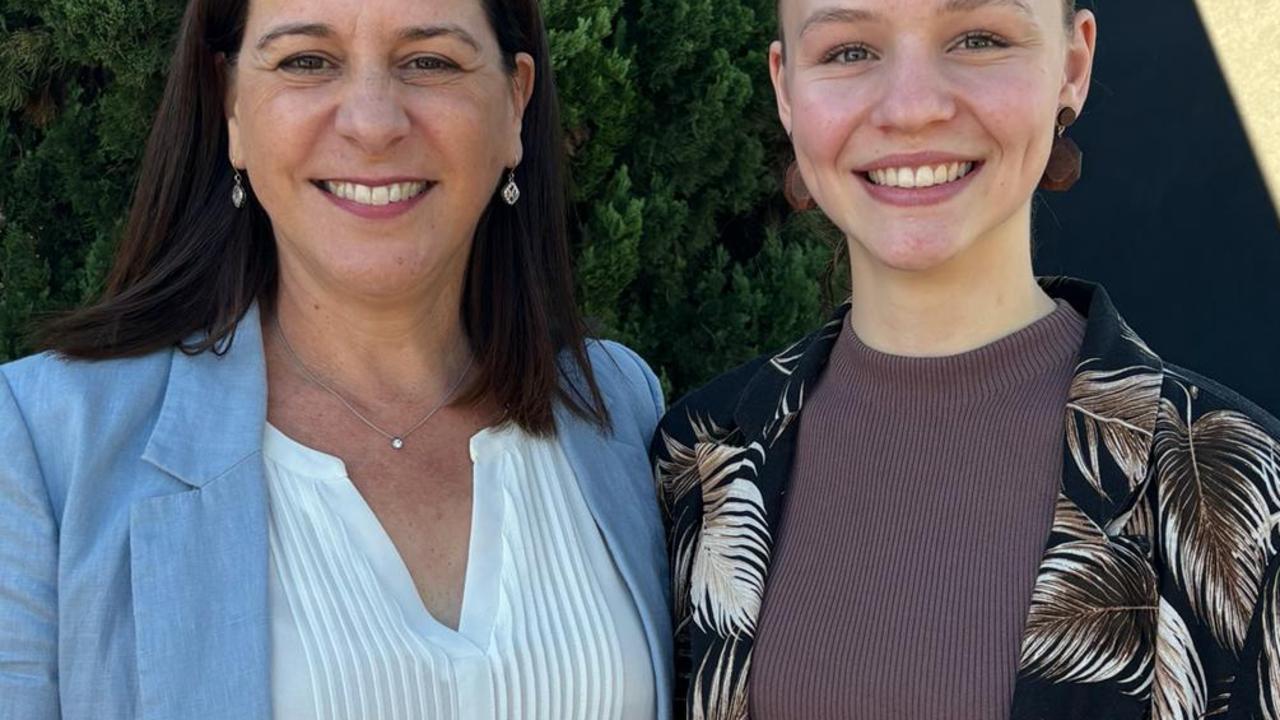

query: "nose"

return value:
[867, 49, 957, 135]
[334, 70, 412, 157]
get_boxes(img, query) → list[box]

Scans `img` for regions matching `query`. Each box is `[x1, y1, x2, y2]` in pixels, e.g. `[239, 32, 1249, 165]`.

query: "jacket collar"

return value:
[730, 277, 1164, 533]
[733, 312, 844, 442]
[1042, 277, 1164, 533]
[141, 303, 269, 488]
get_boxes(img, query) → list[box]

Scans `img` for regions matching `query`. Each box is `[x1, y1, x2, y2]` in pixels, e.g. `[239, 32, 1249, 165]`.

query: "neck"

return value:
[847, 209, 1056, 357]
[267, 266, 472, 404]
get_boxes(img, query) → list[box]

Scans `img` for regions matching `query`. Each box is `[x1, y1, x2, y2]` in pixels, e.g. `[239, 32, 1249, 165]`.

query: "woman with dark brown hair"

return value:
[0, 0, 671, 718]
[656, 0, 1280, 718]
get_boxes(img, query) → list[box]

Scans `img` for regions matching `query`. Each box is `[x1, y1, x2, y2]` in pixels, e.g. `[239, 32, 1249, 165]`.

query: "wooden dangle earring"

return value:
[1039, 107, 1083, 191]
[231, 169, 247, 209]
[784, 130, 817, 211]
[784, 160, 817, 211]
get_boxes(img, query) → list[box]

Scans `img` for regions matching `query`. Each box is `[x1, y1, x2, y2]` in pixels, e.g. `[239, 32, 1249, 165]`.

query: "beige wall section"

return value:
[1195, 0, 1280, 214]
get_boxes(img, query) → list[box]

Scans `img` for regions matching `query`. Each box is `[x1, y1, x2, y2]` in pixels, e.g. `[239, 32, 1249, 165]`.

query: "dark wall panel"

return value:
[1032, 0, 1280, 416]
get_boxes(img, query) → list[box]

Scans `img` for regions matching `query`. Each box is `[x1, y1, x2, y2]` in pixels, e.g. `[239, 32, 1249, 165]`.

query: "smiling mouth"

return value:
[314, 180, 434, 207]
[862, 161, 980, 189]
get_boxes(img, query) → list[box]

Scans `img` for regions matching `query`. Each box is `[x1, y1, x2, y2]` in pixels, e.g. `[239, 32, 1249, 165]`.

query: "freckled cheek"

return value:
[241, 89, 327, 172]
[957, 72, 1055, 168]
[790, 81, 870, 172]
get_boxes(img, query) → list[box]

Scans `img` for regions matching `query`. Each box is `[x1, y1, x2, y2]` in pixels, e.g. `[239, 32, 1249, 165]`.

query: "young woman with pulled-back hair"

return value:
[655, 1, 1280, 718]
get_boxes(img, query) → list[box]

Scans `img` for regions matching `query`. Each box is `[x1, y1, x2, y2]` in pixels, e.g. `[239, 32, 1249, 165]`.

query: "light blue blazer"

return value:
[0, 305, 672, 720]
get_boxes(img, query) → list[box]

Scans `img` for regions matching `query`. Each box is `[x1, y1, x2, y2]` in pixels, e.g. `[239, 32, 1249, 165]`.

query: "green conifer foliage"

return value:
[0, 0, 834, 398]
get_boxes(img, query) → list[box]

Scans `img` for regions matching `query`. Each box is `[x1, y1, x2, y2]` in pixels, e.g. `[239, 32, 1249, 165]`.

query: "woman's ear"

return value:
[769, 40, 794, 137]
[1060, 10, 1098, 114]
[220, 53, 244, 168]
[509, 53, 537, 166]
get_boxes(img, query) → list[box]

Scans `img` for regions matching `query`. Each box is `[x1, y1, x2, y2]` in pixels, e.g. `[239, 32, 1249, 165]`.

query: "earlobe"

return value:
[226, 115, 243, 169]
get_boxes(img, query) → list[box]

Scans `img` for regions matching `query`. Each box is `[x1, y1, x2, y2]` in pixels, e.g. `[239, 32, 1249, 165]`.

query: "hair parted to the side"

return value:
[36, 0, 610, 437]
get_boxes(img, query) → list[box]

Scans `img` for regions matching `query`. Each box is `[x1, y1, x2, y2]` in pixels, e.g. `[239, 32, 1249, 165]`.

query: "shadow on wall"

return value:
[1033, 0, 1280, 417]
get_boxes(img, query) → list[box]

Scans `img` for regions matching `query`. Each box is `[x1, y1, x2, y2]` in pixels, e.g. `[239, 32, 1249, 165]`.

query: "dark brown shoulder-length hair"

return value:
[37, 0, 609, 436]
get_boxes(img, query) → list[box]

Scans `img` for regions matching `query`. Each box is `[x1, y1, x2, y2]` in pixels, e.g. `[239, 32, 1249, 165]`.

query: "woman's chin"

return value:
[298, 260, 450, 304]
[856, 233, 970, 274]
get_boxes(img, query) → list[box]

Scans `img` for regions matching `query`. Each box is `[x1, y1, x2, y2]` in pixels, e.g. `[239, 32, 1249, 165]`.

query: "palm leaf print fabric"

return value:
[653, 278, 1280, 720]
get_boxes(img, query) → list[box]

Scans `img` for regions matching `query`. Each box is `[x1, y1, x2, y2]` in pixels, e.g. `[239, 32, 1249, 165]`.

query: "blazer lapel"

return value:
[728, 309, 847, 620]
[1043, 277, 1165, 532]
[1009, 279, 1165, 720]
[674, 311, 846, 715]
[131, 305, 272, 720]
[130, 460, 271, 720]
[555, 402, 674, 720]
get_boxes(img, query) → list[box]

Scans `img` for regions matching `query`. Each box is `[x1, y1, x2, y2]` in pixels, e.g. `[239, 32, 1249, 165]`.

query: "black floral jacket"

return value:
[652, 278, 1280, 720]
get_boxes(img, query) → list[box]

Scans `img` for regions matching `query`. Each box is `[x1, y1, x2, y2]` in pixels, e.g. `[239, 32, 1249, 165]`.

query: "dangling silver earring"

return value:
[231, 169, 247, 209]
[501, 169, 521, 206]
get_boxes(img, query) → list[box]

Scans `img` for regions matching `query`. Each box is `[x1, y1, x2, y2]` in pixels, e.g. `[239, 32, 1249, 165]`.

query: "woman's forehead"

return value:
[244, 0, 492, 39]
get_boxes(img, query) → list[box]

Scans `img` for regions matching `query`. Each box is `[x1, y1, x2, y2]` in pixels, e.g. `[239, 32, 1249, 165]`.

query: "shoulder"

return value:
[1, 349, 172, 430]
[571, 338, 664, 447]
[584, 339, 661, 406]
[655, 352, 772, 451]
[1158, 361, 1280, 440]
[658, 307, 846, 449]
[1, 349, 173, 501]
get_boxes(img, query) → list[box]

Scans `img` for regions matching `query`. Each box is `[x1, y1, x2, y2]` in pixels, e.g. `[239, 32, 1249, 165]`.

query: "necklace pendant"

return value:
[390, 437, 405, 450]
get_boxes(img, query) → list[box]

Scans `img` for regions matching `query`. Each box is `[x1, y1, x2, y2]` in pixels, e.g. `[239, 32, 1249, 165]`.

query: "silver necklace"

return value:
[273, 316, 474, 450]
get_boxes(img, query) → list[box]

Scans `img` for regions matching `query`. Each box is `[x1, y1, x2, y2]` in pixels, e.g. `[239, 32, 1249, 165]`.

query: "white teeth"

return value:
[867, 161, 977, 189]
[322, 180, 430, 206]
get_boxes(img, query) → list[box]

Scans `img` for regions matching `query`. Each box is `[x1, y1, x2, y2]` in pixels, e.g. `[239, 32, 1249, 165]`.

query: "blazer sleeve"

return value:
[0, 371, 59, 718]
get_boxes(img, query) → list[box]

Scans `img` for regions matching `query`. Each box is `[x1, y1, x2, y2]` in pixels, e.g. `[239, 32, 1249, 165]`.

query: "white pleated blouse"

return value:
[262, 422, 655, 720]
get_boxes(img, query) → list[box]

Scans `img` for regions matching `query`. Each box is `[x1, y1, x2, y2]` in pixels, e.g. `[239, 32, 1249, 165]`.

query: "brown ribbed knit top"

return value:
[750, 300, 1087, 720]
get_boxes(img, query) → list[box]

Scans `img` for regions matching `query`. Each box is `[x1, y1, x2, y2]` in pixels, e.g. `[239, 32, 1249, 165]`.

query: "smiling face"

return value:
[225, 0, 534, 302]
[771, 0, 1095, 273]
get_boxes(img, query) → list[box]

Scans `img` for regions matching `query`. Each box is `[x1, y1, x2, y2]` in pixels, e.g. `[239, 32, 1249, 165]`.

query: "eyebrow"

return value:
[398, 24, 481, 51]
[798, 0, 1034, 38]
[255, 22, 482, 52]
[256, 22, 331, 51]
